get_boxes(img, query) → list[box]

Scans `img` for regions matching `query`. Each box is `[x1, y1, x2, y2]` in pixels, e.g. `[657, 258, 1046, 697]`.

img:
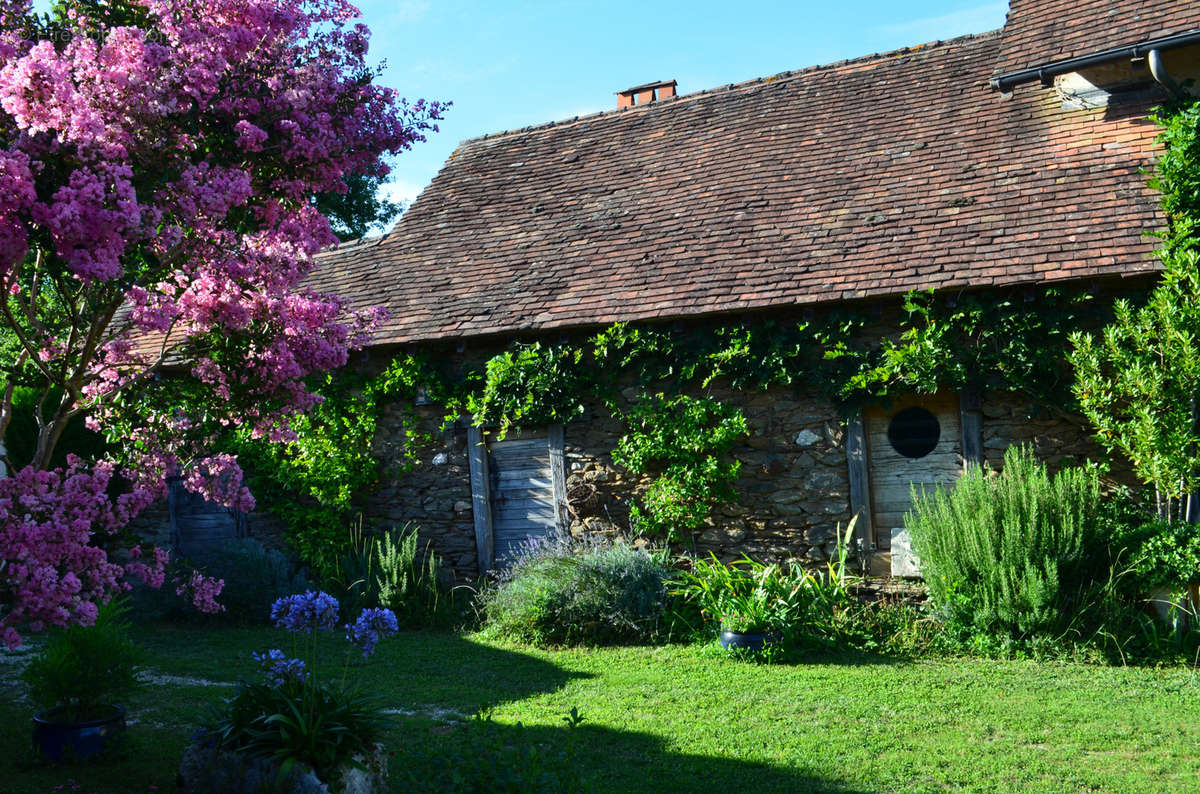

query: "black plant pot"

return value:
[33, 704, 126, 761]
[719, 628, 775, 652]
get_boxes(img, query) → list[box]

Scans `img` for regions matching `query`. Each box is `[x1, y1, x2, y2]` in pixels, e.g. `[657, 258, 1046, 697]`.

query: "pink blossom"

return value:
[175, 570, 225, 614]
[0, 459, 157, 647]
[0, 0, 445, 641]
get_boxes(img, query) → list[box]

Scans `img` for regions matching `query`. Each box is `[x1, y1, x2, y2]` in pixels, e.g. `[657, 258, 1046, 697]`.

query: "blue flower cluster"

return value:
[345, 607, 400, 657]
[252, 648, 307, 687]
[270, 590, 340, 632]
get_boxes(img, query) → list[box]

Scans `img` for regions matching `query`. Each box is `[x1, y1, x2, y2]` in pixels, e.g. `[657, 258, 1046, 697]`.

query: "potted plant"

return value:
[715, 585, 787, 651]
[21, 598, 142, 761]
[1126, 521, 1200, 632]
[671, 553, 802, 652]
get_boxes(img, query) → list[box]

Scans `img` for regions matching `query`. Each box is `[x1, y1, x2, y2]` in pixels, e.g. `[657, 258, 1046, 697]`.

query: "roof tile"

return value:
[310, 30, 1165, 345]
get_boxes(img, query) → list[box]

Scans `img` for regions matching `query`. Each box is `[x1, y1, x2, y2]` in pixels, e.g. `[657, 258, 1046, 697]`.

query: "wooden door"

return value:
[489, 431, 560, 563]
[168, 477, 247, 563]
[466, 424, 567, 571]
[864, 392, 961, 576]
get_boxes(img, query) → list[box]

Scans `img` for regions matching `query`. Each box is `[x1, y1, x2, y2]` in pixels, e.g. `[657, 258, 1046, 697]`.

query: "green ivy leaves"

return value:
[467, 342, 588, 438]
[612, 395, 748, 540]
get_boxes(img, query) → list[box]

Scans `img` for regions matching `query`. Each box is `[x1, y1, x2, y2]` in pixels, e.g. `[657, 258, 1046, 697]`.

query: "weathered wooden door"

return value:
[467, 425, 567, 571]
[863, 392, 962, 576]
[168, 476, 248, 563]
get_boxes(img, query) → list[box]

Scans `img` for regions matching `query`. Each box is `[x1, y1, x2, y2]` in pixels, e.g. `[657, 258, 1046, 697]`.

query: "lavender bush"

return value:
[480, 537, 669, 646]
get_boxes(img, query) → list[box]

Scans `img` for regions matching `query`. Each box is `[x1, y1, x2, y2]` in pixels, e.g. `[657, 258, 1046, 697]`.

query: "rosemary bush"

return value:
[374, 524, 459, 629]
[907, 445, 1111, 638]
[325, 522, 459, 628]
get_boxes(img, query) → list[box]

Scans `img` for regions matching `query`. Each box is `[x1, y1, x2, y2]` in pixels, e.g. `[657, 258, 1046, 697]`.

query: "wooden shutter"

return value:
[468, 424, 567, 572]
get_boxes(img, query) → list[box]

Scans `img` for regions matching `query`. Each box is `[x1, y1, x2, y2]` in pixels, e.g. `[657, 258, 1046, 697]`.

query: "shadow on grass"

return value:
[366, 630, 595, 712]
[397, 716, 870, 794]
[779, 644, 914, 667]
[383, 635, 872, 792]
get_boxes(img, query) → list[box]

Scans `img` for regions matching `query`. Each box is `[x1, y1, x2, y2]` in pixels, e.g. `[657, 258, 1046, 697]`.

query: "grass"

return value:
[2, 624, 1200, 793]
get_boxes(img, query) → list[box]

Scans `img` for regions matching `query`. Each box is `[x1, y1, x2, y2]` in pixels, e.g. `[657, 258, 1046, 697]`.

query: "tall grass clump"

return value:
[480, 537, 669, 646]
[907, 445, 1111, 639]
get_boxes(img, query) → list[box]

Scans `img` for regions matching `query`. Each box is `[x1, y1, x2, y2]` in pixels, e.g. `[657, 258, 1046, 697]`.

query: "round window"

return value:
[887, 406, 940, 459]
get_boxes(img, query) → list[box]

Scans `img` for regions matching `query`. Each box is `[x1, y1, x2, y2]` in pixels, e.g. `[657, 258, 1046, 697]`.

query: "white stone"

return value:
[794, 429, 820, 447]
[431, 452, 448, 465]
[890, 527, 922, 578]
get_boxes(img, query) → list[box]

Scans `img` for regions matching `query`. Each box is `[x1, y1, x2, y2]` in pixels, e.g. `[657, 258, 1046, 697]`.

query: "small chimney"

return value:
[616, 80, 677, 108]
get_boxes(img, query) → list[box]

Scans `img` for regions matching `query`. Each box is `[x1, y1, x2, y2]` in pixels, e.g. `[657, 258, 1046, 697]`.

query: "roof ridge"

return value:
[453, 28, 1004, 147]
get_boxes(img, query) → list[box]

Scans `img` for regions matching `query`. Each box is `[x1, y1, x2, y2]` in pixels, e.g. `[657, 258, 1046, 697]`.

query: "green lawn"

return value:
[3, 625, 1199, 793]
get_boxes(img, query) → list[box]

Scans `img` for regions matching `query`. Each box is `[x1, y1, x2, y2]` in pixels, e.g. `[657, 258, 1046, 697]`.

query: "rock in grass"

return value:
[177, 743, 387, 794]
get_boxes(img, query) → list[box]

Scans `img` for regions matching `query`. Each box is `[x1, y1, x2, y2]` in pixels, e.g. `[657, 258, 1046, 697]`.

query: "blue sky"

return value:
[357, 0, 1010, 209]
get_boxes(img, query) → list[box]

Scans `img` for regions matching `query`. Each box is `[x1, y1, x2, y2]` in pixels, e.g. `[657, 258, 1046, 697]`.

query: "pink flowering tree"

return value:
[0, 0, 444, 646]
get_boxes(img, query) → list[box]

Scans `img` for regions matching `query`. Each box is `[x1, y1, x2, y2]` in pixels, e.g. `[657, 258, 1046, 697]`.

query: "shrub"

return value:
[480, 537, 669, 646]
[324, 522, 460, 628]
[197, 591, 396, 786]
[196, 539, 308, 623]
[1122, 520, 1200, 591]
[324, 520, 378, 619]
[669, 520, 861, 650]
[671, 554, 810, 634]
[22, 597, 142, 722]
[907, 445, 1111, 638]
[374, 524, 459, 629]
[206, 677, 387, 784]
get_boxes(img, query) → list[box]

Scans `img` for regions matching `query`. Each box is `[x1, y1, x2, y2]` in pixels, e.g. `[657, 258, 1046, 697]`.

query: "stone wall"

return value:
[363, 381, 1120, 582]
[367, 403, 479, 574]
[980, 391, 1113, 474]
[365, 378, 854, 580]
[124, 377, 1117, 583]
[560, 385, 852, 565]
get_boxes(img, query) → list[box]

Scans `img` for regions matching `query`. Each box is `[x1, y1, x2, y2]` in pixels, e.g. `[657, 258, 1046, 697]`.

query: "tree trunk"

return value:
[29, 391, 75, 471]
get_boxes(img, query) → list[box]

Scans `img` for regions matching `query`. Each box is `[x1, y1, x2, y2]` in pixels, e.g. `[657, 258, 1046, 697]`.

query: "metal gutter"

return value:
[990, 29, 1200, 91]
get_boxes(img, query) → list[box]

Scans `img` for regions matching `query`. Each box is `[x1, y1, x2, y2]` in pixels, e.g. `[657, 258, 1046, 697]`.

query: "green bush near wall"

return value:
[907, 445, 1114, 639]
[480, 538, 670, 646]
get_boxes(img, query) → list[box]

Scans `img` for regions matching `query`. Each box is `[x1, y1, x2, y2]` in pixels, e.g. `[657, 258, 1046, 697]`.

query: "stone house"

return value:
[302, 0, 1200, 579]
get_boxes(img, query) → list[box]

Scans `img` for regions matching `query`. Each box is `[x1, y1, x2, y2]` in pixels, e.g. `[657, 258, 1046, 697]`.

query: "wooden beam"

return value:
[548, 424, 568, 535]
[960, 385, 984, 468]
[467, 425, 494, 573]
[845, 412, 874, 554]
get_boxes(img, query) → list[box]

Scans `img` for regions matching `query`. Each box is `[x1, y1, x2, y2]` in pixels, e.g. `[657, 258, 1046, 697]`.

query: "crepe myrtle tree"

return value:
[0, 0, 445, 647]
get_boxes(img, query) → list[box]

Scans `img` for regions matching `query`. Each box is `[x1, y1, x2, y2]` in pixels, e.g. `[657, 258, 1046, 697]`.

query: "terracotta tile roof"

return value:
[310, 30, 1163, 346]
[994, 0, 1199, 76]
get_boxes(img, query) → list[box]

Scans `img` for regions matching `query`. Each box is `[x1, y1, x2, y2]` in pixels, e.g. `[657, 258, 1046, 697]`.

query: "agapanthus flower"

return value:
[270, 590, 340, 632]
[345, 607, 399, 657]
[252, 648, 307, 687]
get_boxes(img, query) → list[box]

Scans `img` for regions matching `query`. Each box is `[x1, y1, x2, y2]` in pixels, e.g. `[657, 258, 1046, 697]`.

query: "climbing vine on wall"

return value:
[437, 283, 1116, 541]
[611, 395, 749, 540]
[225, 353, 440, 575]
[466, 341, 590, 438]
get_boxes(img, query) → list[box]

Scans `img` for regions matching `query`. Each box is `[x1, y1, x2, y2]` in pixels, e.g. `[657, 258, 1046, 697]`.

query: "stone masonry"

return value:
[363, 377, 1118, 581]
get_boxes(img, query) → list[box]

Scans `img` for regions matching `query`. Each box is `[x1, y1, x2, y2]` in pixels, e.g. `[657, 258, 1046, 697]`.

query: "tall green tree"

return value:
[1070, 100, 1200, 521]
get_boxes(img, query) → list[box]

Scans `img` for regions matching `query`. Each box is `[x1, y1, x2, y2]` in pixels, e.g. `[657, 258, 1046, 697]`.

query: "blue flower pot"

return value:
[719, 629, 774, 651]
[33, 704, 126, 761]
